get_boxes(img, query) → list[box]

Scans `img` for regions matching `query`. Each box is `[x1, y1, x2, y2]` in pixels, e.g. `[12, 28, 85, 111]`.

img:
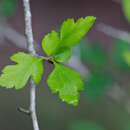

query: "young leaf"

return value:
[0, 52, 43, 89]
[60, 16, 96, 46]
[47, 63, 84, 106]
[122, 0, 130, 23]
[42, 31, 60, 56]
[54, 47, 72, 62]
[42, 16, 96, 63]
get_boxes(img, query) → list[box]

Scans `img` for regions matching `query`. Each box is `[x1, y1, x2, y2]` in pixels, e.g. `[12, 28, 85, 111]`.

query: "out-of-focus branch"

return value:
[96, 23, 130, 43]
[66, 56, 88, 77]
[0, 20, 27, 48]
[0, 19, 40, 50]
[107, 84, 130, 114]
[112, 0, 121, 4]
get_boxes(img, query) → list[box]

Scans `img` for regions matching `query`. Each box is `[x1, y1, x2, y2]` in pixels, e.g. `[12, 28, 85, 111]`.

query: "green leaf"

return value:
[47, 63, 84, 106]
[0, 52, 43, 89]
[122, 0, 130, 23]
[54, 47, 72, 62]
[60, 16, 96, 46]
[42, 17, 96, 63]
[42, 31, 60, 56]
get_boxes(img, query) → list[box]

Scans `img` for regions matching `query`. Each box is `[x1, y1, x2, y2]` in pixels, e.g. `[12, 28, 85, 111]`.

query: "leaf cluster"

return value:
[0, 16, 96, 105]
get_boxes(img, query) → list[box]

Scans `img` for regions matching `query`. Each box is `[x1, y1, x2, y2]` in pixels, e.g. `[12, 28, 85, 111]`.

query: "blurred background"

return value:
[0, 0, 130, 130]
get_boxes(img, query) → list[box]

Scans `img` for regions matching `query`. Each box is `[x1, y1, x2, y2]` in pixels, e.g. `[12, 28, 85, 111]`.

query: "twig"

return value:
[23, 0, 39, 130]
[17, 107, 31, 115]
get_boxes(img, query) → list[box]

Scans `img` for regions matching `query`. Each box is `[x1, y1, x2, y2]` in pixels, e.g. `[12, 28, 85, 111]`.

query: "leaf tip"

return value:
[85, 16, 96, 22]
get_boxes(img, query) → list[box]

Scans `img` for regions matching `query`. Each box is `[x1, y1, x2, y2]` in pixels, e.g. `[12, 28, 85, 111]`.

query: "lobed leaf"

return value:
[60, 16, 96, 46]
[0, 52, 43, 89]
[47, 63, 84, 106]
[42, 16, 96, 62]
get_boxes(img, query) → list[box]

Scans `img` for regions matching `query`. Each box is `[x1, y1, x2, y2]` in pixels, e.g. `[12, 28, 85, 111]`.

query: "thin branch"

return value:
[17, 107, 31, 115]
[23, 0, 39, 130]
[23, 0, 36, 55]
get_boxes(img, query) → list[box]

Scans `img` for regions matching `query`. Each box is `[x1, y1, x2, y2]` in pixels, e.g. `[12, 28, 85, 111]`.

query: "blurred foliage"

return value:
[85, 71, 114, 101]
[124, 122, 130, 130]
[122, 0, 130, 23]
[72, 40, 114, 101]
[123, 51, 130, 66]
[0, 0, 16, 18]
[72, 40, 107, 68]
[79, 42, 107, 68]
[70, 39, 130, 130]
[69, 120, 105, 130]
[72, 39, 130, 102]
[111, 40, 130, 71]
